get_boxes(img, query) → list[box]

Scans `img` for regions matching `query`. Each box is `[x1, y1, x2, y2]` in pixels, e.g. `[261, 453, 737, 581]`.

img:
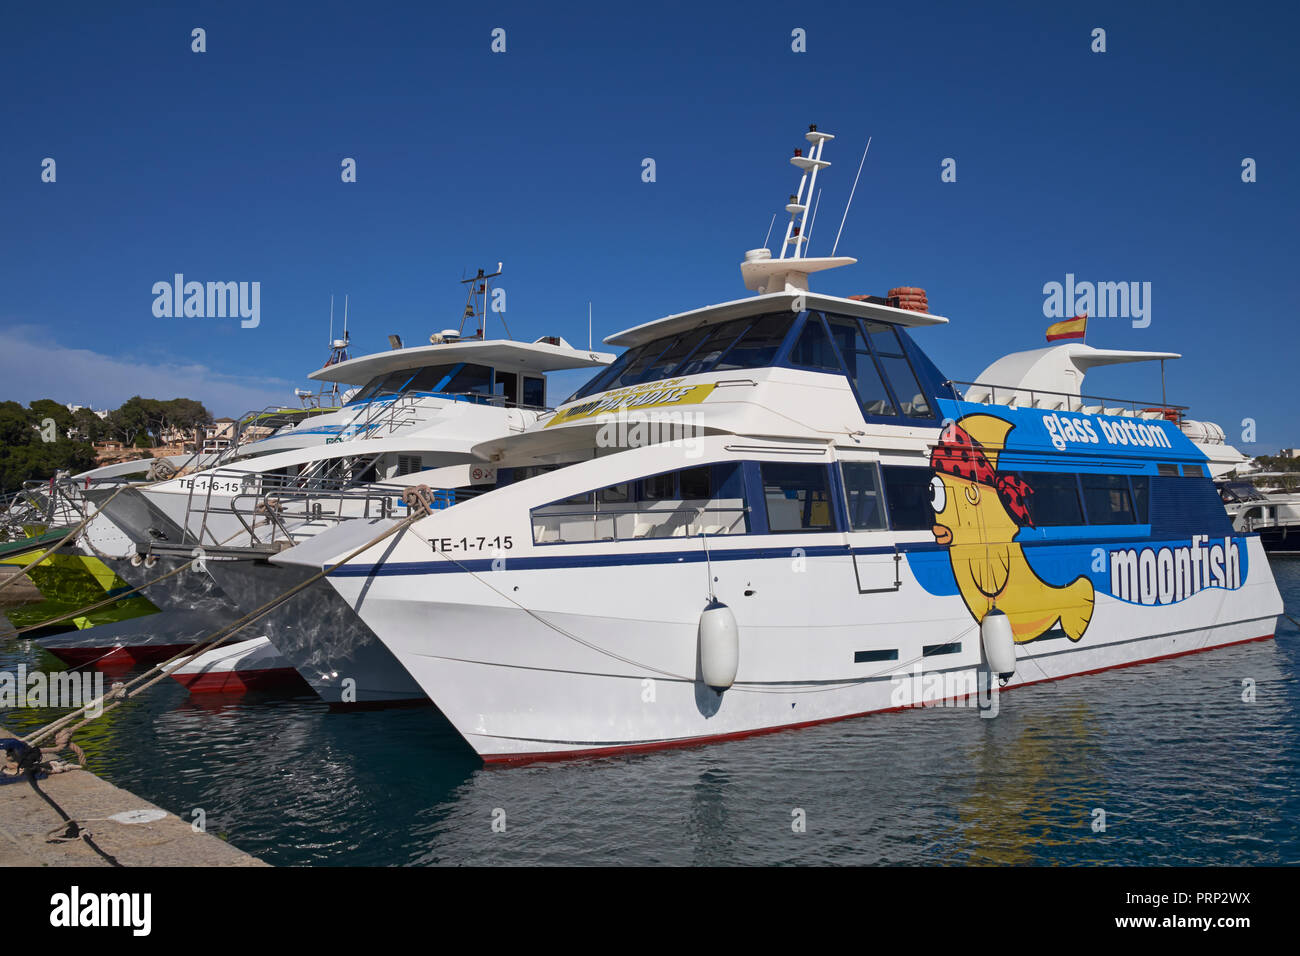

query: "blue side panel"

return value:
[1149, 476, 1233, 538]
[933, 398, 1207, 468]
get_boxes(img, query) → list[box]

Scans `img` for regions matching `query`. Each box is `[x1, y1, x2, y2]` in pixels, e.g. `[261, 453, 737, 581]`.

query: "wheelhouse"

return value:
[568, 308, 949, 426]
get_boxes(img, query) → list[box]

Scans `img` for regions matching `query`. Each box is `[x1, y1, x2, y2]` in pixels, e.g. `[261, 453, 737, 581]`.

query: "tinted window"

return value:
[761, 463, 836, 533]
[1157, 463, 1180, 477]
[1081, 473, 1136, 524]
[842, 461, 887, 530]
[444, 363, 494, 397]
[641, 472, 676, 500]
[1130, 476, 1150, 522]
[532, 462, 748, 543]
[830, 318, 897, 417]
[522, 376, 545, 407]
[864, 322, 930, 417]
[679, 465, 712, 499]
[715, 313, 791, 371]
[675, 319, 752, 376]
[877, 355, 932, 417]
[881, 465, 934, 531]
[634, 327, 712, 383]
[1017, 472, 1085, 526]
[580, 348, 641, 398]
[1182, 463, 1207, 478]
[789, 314, 840, 370]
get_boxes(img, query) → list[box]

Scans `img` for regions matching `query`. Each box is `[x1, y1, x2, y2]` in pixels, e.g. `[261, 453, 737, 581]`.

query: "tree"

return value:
[28, 399, 74, 438]
[106, 397, 152, 447]
[70, 407, 106, 442]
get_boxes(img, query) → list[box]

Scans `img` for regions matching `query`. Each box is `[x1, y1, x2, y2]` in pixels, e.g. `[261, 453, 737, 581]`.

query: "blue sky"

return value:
[2, 2, 1297, 450]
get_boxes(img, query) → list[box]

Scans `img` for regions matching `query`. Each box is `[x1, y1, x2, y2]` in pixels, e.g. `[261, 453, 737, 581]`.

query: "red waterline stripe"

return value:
[171, 666, 308, 695]
[481, 633, 1276, 767]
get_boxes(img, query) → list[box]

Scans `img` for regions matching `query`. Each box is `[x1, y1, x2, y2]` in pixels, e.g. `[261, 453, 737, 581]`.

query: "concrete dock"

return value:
[0, 726, 266, 867]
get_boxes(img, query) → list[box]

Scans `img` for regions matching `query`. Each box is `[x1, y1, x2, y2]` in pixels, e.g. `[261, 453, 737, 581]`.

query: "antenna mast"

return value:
[459, 263, 507, 340]
[779, 125, 834, 261]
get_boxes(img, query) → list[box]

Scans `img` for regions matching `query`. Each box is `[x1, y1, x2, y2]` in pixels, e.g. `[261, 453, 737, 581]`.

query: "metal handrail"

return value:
[944, 380, 1189, 415]
[532, 502, 749, 543]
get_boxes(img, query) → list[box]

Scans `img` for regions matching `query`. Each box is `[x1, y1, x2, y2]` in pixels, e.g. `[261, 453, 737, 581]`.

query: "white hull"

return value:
[329, 537, 1281, 761]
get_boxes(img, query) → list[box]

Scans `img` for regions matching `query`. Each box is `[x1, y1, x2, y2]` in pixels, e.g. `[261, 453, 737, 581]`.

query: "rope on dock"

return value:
[18, 510, 424, 755]
[0, 737, 121, 866]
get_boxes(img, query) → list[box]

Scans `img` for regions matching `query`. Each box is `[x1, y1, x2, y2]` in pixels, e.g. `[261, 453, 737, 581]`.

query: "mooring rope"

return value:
[0, 509, 291, 640]
[0, 485, 131, 596]
[19, 510, 423, 752]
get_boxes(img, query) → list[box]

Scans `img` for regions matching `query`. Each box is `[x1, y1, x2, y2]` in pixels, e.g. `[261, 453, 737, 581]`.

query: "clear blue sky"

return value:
[2, 2, 1297, 450]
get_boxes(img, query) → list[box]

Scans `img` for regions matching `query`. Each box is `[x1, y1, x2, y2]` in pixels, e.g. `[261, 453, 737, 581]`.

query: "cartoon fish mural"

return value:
[929, 414, 1094, 643]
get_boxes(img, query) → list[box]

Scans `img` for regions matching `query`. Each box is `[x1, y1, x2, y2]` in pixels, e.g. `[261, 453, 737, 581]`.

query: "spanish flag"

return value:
[1046, 314, 1087, 342]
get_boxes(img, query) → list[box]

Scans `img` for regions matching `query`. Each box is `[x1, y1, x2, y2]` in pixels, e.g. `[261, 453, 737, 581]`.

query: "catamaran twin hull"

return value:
[318, 404, 1282, 763]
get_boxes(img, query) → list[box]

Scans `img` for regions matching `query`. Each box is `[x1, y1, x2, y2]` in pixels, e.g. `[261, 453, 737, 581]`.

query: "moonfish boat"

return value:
[282, 127, 1284, 761]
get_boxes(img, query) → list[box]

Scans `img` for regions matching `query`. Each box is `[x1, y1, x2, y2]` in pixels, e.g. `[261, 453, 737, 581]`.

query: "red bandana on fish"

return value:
[930, 421, 1034, 526]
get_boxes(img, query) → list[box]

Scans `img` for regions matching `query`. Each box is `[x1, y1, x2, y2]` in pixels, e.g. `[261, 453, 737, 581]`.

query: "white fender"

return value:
[699, 600, 739, 690]
[981, 607, 1016, 679]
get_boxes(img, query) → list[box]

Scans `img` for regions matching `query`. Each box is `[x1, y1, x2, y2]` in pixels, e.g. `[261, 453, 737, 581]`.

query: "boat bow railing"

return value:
[944, 380, 1189, 419]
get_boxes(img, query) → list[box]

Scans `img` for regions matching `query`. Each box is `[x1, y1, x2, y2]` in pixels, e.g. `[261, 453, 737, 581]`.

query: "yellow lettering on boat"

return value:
[547, 381, 716, 426]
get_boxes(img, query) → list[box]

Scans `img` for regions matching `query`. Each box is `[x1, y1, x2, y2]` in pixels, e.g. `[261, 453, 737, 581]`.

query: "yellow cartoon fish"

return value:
[930, 414, 1094, 643]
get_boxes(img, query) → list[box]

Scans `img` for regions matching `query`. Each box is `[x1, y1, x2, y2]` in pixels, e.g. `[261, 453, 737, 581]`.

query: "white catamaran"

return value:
[265, 127, 1283, 760]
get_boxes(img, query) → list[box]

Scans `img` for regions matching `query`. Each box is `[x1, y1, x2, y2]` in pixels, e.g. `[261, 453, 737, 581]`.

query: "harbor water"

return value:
[4, 559, 1299, 866]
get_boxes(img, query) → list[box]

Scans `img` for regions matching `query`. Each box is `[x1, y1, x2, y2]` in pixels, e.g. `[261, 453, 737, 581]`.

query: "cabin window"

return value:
[1157, 463, 1180, 476]
[880, 465, 933, 531]
[866, 322, 932, 417]
[498, 373, 520, 405]
[841, 461, 887, 531]
[1080, 473, 1137, 524]
[634, 327, 713, 384]
[789, 314, 841, 371]
[1130, 476, 1150, 522]
[761, 462, 836, 533]
[675, 318, 753, 377]
[571, 348, 642, 400]
[522, 376, 545, 408]
[350, 369, 416, 403]
[828, 317, 898, 418]
[598, 483, 632, 504]
[531, 462, 749, 543]
[441, 363, 494, 397]
[1015, 471, 1085, 526]
[1182, 463, 1207, 478]
[714, 313, 790, 371]
[405, 365, 452, 393]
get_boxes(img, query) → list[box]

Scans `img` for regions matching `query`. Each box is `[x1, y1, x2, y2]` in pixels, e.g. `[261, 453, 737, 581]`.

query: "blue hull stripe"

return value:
[326, 533, 1256, 578]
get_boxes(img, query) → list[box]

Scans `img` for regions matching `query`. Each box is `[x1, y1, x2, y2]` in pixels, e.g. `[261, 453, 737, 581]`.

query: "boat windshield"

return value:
[568, 310, 942, 423]
[346, 363, 496, 405]
[1219, 481, 1266, 503]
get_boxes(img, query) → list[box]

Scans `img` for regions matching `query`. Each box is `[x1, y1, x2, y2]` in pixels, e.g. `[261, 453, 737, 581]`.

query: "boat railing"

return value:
[181, 479, 427, 550]
[531, 501, 749, 544]
[944, 380, 1189, 418]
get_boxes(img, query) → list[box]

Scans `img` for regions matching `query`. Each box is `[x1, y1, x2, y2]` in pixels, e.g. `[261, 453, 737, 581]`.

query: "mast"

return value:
[459, 263, 507, 340]
[779, 125, 834, 261]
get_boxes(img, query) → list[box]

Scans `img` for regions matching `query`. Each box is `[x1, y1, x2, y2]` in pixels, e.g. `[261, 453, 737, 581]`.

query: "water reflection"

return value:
[3, 580, 1299, 866]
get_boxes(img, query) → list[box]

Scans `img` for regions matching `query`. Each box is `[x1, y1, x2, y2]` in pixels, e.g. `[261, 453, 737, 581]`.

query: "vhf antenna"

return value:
[459, 263, 507, 339]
